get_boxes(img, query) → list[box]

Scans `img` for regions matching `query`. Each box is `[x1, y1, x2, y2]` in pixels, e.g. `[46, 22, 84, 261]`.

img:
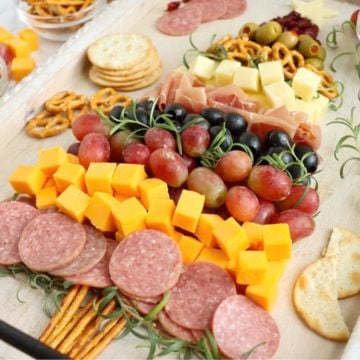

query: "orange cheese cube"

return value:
[263, 223, 292, 261]
[146, 198, 175, 236]
[112, 197, 147, 237]
[178, 235, 204, 264]
[53, 163, 86, 193]
[85, 162, 116, 196]
[9, 165, 47, 195]
[112, 163, 147, 197]
[171, 230, 183, 243]
[36, 186, 57, 209]
[38, 146, 69, 176]
[260, 260, 288, 286]
[242, 222, 263, 250]
[56, 184, 90, 223]
[43, 178, 56, 188]
[114, 193, 131, 202]
[226, 257, 237, 277]
[195, 247, 228, 269]
[172, 190, 205, 233]
[236, 250, 268, 285]
[67, 153, 80, 164]
[213, 217, 250, 259]
[246, 283, 278, 311]
[85, 192, 119, 232]
[3, 37, 31, 57]
[0, 27, 12, 42]
[195, 213, 223, 248]
[19, 28, 39, 51]
[11, 57, 36, 82]
[138, 178, 169, 209]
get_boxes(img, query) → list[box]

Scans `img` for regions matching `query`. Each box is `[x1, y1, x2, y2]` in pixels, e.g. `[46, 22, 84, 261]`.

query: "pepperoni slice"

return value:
[0, 201, 39, 265]
[191, 0, 227, 22]
[220, 0, 247, 19]
[212, 295, 280, 359]
[165, 262, 236, 330]
[109, 230, 182, 298]
[19, 213, 86, 272]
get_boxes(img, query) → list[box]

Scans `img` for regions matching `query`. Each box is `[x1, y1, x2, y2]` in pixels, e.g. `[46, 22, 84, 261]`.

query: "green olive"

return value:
[297, 38, 321, 58]
[276, 31, 299, 49]
[315, 46, 327, 61]
[298, 34, 313, 43]
[305, 58, 324, 70]
[239, 22, 259, 40]
[254, 21, 282, 45]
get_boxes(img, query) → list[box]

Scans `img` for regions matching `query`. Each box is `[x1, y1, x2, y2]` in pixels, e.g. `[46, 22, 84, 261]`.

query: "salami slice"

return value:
[165, 262, 236, 330]
[156, 3, 202, 36]
[212, 295, 280, 359]
[19, 213, 86, 272]
[109, 229, 182, 298]
[131, 299, 157, 316]
[158, 311, 195, 343]
[220, 0, 247, 19]
[66, 238, 117, 288]
[50, 225, 106, 277]
[191, 0, 227, 22]
[0, 201, 39, 265]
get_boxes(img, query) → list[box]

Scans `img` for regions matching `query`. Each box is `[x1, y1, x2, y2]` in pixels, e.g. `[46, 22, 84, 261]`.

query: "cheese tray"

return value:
[0, 0, 359, 359]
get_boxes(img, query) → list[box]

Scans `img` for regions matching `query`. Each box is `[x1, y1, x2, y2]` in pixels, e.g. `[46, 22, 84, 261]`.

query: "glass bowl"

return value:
[16, 0, 106, 42]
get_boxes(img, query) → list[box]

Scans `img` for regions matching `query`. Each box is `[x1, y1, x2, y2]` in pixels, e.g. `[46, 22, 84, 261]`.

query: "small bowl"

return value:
[16, 0, 106, 42]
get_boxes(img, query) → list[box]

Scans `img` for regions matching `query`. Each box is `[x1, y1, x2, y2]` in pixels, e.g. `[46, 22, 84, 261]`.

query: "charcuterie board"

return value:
[0, 0, 359, 358]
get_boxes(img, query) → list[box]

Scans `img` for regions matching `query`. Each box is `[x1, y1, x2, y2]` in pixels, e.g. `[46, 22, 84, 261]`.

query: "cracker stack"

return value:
[87, 32, 163, 91]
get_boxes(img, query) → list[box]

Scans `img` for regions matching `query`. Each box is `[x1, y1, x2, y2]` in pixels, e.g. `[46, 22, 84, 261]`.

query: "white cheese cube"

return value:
[289, 98, 315, 123]
[233, 67, 260, 92]
[245, 91, 272, 109]
[189, 55, 217, 81]
[292, 67, 322, 101]
[215, 59, 241, 86]
[263, 81, 296, 108]
[310, 93, 329, 123]
[258, 60, 284, 87]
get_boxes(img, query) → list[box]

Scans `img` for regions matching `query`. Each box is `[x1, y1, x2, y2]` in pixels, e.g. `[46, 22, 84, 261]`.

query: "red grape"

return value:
[149, 148, 188, 188]
[187, 167, 227, 209]
[0, 43, 14, 65]
[182, 153, 198, 173]
[253, 198, 277, 224]
[122, 143, 151, 167]
[67, 142, 80, 156]
[247, 165, 292, 202]
[109, 130, 139, 162]
[144, 127, 177, 152]
[78, 133, 111, 168]
[351, 9, 360, 25]
[72, 113, 111, 141]
[215, 150, 252, 182]
[181, 125, 210, 157]
[225, 186, 260, 223]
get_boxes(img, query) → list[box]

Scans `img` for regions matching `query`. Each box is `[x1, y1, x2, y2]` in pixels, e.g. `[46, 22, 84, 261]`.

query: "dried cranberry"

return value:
[167, 1, 180, 11]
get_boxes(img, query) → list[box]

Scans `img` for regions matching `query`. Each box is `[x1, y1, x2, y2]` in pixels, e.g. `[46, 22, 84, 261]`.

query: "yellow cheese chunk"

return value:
[195, 213, 224, 248]
[67, 153, 80, 164]
[38, 146, 69, 176]
[56, 184, 90, 223]
[260, 260, 288, 286]
[226, 257, 237, 277]
[236, 250, 268, 285]
[43, 178, 56, 188]
[36, 186, 57, 209]
[146, 198, 175, 236]
[246, 283, 278, 311]
[85, 162, 116, 196]
[53, 162, 86, 193]
[292, 67, 321, 101]
[85, 192, 119, 232]
[171, 230, 183, 244]
[112, 163, 148, 197]
[172, 189, 205, 233]
[9, 165, 47, 195]
[11, 56, 36, 82]
[18, 28, 39, 51]
[178, 235, 204, 265]
[242, 222, 263, 250]
[195, 247, 228, 269]
[263, 223, 292, 261]
[215, 59, 241, 86]
[0, 27, 12, 42]
[258, 60, 284, 86]
[288, 98, 315, 122]
[213, 217, 250, 259]
[310, 93, 329, 123]
[3, 37, 31, 57]
[189, 55, 217, 81]
[138, 177, 169, 209]
[112, 197, 147, 237]
[114, 193, 131, 202]
[263, 80, 295, 108]
[233, 66, 260, 92]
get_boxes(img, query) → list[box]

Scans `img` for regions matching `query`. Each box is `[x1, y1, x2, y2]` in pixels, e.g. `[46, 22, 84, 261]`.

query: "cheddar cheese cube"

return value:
[85, 162, 116, 196]
[260, 260, 288, 286]
[242, 222, 263, 250]
[112, 163, 148, 197]
[114, 193, 131, 202]
[236, 250, 268, 285]
[85, 192, 119, 232]
[38, 146, 69, 176]
[3, 37, 31, 57]
[53, 162, 86, 193]
[171, 230, 183, 244]
[0, 27, 12, 42]
[9, 165, 47, 195]
[43, 177, 56, 188]
[138, 178, 169, 209]
[213, 217, 250, 259]
[67, 153, 80, 164]
[195, 247, 228, 269]
[195, 213, 223, 248]
[36, 186, 57, 209]
[178, 235, 204, 264]
[56, 184, 90, 223]
[11, 56, 36, 82]
[226, 257, 237, 277]
[246, 282, 278, 311]
[172, 190, 205, 233]
[215, 59, 241, 86]
[292, 67, 321, 101]
[112, 197, 147, 237]
[18, 28, 39, 51]
[146, 198, 175, 236]
[263, 223, 292, 261]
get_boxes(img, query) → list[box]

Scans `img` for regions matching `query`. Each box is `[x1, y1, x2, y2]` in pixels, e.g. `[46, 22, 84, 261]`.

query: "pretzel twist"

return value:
[90, 88, 132, 114]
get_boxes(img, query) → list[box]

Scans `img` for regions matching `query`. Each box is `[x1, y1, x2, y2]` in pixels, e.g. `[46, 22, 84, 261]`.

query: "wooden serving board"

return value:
[0, 0, 359, 358]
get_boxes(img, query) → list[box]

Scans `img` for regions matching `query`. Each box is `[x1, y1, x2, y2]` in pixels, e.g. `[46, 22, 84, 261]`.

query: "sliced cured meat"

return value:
[212, 295, 280, 359]
[220, 0, 247, 19]
[131, 299, 157, 316]
[158, 311, 195, 343]
[174, 87, 207, 113]
[191, 329, 205, 343]
[19, 213, 86, 272]
[191, 0, 227, 22]
[109, 230, 182, 298]
[165, 262, 236, 330]
[50, 225, 107, 277]
[66, 238, 117, 288]
[0, 201, 39, 265]
[125, 293, 163, 304]
[156, 3, 202, 36]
